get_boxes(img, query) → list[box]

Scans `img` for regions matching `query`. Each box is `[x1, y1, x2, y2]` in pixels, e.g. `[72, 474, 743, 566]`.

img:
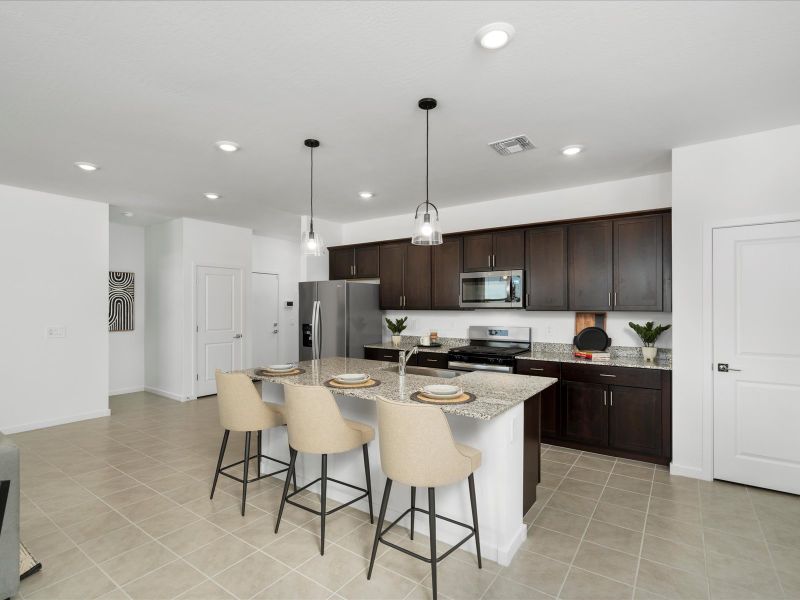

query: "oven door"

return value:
[459, 270, 523, 308]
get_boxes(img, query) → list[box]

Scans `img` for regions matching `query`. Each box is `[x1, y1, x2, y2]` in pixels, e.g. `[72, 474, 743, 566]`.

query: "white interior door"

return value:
[196, 266, 242, 397]
[713, 220, 800, 494]
[252, 272, 280, 366]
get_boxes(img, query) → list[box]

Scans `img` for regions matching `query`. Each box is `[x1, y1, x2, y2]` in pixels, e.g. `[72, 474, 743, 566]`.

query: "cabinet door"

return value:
[663, 215, 672, 312]
[379, 244, 404, 309]
[561, 381, 608, 446]
[432, 237, 462, 309]
[493, 229, 525, 270]
[463, 233, 494, 272]
[613, 215, 663, 311]
[329, 247, 354, 280]
[568, 220, 613, 310]
[404, 244, 431, 309]
[354, 245, 380, 279]
[515, 360, 560, 439]
[609, 385, 661, 456]
[417, 352, 448, 369]
[526, 226, 568, 310]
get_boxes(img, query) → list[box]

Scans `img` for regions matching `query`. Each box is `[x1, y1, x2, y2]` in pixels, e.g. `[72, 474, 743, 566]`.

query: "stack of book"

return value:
[574, 350, 611, 361]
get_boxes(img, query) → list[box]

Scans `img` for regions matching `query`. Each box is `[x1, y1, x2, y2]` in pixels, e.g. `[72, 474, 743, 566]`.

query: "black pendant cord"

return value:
[309, 145, 314, 235]
[425, 108, 430, 214]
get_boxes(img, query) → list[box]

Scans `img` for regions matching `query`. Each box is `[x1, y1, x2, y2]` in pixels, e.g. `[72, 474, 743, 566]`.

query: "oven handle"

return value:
[447, 361, 514, 373]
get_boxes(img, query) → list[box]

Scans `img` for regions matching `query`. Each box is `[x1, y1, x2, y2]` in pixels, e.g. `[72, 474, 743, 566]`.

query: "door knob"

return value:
[717, 363, 741, 372]
[233, 333, 242, 339]
[272, 329, 279, 333]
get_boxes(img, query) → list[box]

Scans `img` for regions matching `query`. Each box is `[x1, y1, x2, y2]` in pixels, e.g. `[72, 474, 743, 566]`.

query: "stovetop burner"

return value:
[449, 344, 527, 358]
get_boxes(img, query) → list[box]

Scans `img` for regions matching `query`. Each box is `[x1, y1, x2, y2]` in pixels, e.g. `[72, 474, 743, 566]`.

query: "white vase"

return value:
[642, 346, 657, 362]
[391, 335, 402, 348]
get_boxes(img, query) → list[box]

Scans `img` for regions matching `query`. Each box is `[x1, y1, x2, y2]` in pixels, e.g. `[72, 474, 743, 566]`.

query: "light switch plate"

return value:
[47, 326, 66, 338]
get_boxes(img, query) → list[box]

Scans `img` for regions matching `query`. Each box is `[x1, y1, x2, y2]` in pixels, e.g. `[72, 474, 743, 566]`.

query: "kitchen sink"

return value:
[386, 365, 461, 379]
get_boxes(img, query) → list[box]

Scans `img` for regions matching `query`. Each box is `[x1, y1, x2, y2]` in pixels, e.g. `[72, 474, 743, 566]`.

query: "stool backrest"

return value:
[283, 384, 361, 454]
[376, 396, 472, 488]
[215, 371, 271, 431]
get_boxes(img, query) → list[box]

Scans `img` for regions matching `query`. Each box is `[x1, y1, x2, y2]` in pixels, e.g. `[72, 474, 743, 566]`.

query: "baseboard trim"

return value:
[109, 386, 145, 396]
[669, 463, 710, 480]
[144, 386, 186, 402]
[1, 409, 112, 434]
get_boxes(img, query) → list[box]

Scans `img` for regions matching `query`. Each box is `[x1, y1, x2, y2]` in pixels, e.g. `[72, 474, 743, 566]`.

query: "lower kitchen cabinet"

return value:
[516, 359, 560, 439]
[608, 385, 662, 456]
[364, 347, 403, 363]
[416, 351, 448, 369]
[561, 381, 608, 446]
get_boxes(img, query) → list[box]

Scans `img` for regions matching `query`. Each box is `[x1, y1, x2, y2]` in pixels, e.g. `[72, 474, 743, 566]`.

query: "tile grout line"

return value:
[630, 459, 655, 599]
[746, 486, 788, 600]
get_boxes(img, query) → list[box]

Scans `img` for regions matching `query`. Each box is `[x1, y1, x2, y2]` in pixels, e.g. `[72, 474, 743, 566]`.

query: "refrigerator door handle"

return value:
[312, 300, 321, 359]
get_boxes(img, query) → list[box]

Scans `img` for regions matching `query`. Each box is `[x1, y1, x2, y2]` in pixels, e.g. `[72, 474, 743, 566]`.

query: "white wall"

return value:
[671, 124, 800, 480]
[301, 216, 343, 282]
[252, 234, 302, 363]
[0, 185, 109, 433]
[342, 173, 671, 244]
[109, 223, 145, 395]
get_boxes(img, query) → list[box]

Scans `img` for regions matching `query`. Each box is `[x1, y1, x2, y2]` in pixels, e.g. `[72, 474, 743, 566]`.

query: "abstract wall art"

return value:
[109, 271, 135, 332]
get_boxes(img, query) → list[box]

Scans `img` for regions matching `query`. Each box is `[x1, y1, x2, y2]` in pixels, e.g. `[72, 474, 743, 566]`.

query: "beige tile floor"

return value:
[8, 391, 800, 599]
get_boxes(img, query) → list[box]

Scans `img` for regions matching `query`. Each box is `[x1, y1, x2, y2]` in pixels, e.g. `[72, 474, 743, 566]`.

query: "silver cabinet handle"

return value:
[608, 292, 612, 307]
[614, 292, 617, 307]
[599, 373, 616, 378]
[426, 359, 438, 363]
[383, 354, 394, 359]
[233, 333, 242, 339]
[488, 255, 491, 267]
[610, 390, 613, 406]
[493, 254, 496, 268]
[603, 390, 607, 406]
[526, 367, 544, 372]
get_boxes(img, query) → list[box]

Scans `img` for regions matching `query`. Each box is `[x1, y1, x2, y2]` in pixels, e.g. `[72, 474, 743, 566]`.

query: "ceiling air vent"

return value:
[488, 135, 535, 156]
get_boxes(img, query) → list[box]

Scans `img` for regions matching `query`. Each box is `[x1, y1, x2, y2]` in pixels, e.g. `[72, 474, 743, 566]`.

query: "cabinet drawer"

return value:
[417, 352, 448, 369]
[561, 363, 661, 389]
[515, 359, 560, 378]
[364, 347, 400, 362]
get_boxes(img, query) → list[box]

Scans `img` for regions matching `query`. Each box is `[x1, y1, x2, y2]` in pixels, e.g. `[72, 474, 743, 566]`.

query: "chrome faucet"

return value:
[398, 346, 418, 376]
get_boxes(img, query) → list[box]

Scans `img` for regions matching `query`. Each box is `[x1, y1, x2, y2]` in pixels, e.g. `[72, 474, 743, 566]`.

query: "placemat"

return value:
[324, 378, 381, 389]
[411, 391, 476, 405]
[255, 368, 306, 377]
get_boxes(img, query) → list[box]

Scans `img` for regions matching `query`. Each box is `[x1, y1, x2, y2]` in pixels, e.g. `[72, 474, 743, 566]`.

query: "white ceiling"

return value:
[2, 1, 800, 237]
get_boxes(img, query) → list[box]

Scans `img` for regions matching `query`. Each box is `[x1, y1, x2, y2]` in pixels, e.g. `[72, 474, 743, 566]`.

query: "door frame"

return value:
[699, 211, 800, 482]
[193, 263, 245, 398]
[252, 270, 280, 367]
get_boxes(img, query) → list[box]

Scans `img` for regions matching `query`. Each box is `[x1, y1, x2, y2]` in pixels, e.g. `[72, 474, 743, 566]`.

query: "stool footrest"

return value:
[285, 476, 368, 517]
[218, 453, 290, 485]
[379, 507, 476, 564]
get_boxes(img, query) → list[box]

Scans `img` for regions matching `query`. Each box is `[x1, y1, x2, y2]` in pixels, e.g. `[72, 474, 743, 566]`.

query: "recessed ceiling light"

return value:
[122, 211, 134, 217]
[215, 141, 239, 152]
[561, 145, 584, 156]
[476, 23, 515, 50]
[204, 192, 221, 200]
[359, 191, 374, 200]
[74, 161, 99, 171]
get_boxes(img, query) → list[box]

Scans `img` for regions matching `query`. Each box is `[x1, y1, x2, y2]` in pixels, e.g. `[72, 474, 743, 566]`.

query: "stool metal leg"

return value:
[320, 454, 328, 555]
[410, 486, 416, 539]
[428, 488, 437, 600]
[241, 431, 251, 516]
[210, 430, 230, 499]
[257, 430, 262, 479]
[362, 444, 374, 523]
[468, 474, 482, 569]
[367, 478, 392, 580]
[274, 448, 297, 533]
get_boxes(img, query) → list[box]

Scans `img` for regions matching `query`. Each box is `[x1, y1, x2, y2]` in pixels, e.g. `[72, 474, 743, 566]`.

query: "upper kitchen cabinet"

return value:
[463, 230, 524, 272]
[432, 236, 462, 309]
[379, 242, 431, 310]
[525, 225, 568, 310]
[568, 220, 614, 310]
[613, 214, 663, 311]
[328, 244, 380, 279]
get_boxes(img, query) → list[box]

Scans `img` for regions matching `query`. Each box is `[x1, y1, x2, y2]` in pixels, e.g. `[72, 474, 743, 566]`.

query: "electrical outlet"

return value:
[47, 326, 66, 338]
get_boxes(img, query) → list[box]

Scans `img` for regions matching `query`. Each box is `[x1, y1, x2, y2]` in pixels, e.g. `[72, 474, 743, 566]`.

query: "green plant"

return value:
[629, 321, 671, 346]
[385, 316, 408, 336]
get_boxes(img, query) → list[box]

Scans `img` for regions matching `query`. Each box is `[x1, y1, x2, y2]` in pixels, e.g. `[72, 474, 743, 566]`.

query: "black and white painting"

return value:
[109, 271, 135, 332]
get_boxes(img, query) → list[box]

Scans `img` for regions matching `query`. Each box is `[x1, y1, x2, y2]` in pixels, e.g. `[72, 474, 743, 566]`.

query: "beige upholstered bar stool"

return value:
[211, 371, 296, 516]
[274, 383, 375, 555]
[368, 396, 482, 600]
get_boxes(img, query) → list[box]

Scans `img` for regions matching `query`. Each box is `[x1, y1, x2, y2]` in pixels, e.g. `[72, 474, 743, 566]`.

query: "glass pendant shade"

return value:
[301, 229, 325, 256]
[412, 202, 443, 245]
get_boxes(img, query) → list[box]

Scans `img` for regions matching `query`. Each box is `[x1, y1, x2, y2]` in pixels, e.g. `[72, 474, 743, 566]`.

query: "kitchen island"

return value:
[245, 357, 556, 566]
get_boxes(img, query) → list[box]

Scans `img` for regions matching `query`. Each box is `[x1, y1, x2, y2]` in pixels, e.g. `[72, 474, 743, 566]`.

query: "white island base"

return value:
[258, 381, 529, 567]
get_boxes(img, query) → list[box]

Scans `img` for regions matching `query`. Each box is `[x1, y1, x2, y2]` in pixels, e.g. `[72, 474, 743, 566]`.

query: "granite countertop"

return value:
[246, 357, 556, 421]
[363, 337, 466, 355]
[516, 349, 672, 371]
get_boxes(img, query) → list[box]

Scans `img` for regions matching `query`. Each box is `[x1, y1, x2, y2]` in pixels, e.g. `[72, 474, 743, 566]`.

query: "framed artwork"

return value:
[109, 271, 135, 332]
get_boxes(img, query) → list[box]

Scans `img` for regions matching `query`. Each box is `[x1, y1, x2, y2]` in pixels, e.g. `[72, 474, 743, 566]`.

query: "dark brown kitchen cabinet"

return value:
[561, 380, 608, 446]
[463, 230, 524, 272]
[516, 359, 560, 439]
[568, 220, 613, 310]
[663, 215, 672, 312]
[378, 243, 431, 310]
[355, 245, 380, 278]
[330, 247, 355, 280]
[608, 385, 662, 456]
[329, 244, 380, 279]
[613, 215, 663, 311]
[432, 237, 462, 309]
[417, 351, 448, 369]
[525, 226, 568, 310]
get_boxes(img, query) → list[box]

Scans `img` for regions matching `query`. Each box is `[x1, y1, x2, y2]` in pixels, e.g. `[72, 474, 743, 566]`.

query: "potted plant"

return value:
[385, 317, 408, 348]
[628, 321, 671, 362]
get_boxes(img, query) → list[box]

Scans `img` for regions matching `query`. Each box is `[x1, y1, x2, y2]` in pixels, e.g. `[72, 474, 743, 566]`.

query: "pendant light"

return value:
[412, 98, 443, 245]
[301, 138, 325, 256]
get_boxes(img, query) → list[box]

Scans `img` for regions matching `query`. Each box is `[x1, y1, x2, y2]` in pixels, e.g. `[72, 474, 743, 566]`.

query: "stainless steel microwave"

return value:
[459, 270, 524, 308]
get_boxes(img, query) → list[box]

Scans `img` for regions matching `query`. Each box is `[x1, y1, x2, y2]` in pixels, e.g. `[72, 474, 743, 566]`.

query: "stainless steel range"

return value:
[447, 326, 531, 373]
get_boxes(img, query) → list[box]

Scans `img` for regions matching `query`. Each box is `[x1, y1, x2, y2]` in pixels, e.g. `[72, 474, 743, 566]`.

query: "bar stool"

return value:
[368, 396, 482, 600]
[211, 371, 296, 516]
[274, 384, 375, 555]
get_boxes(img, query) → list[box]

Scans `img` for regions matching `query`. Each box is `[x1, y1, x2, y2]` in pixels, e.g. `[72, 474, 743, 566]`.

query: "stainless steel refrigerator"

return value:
[299, 281, 381, 360]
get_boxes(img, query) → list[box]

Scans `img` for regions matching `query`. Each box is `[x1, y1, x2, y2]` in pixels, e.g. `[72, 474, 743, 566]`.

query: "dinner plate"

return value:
[335, 373, 369, 384]
[266, 364, 295, 372]
[421, 384, 462, 399]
